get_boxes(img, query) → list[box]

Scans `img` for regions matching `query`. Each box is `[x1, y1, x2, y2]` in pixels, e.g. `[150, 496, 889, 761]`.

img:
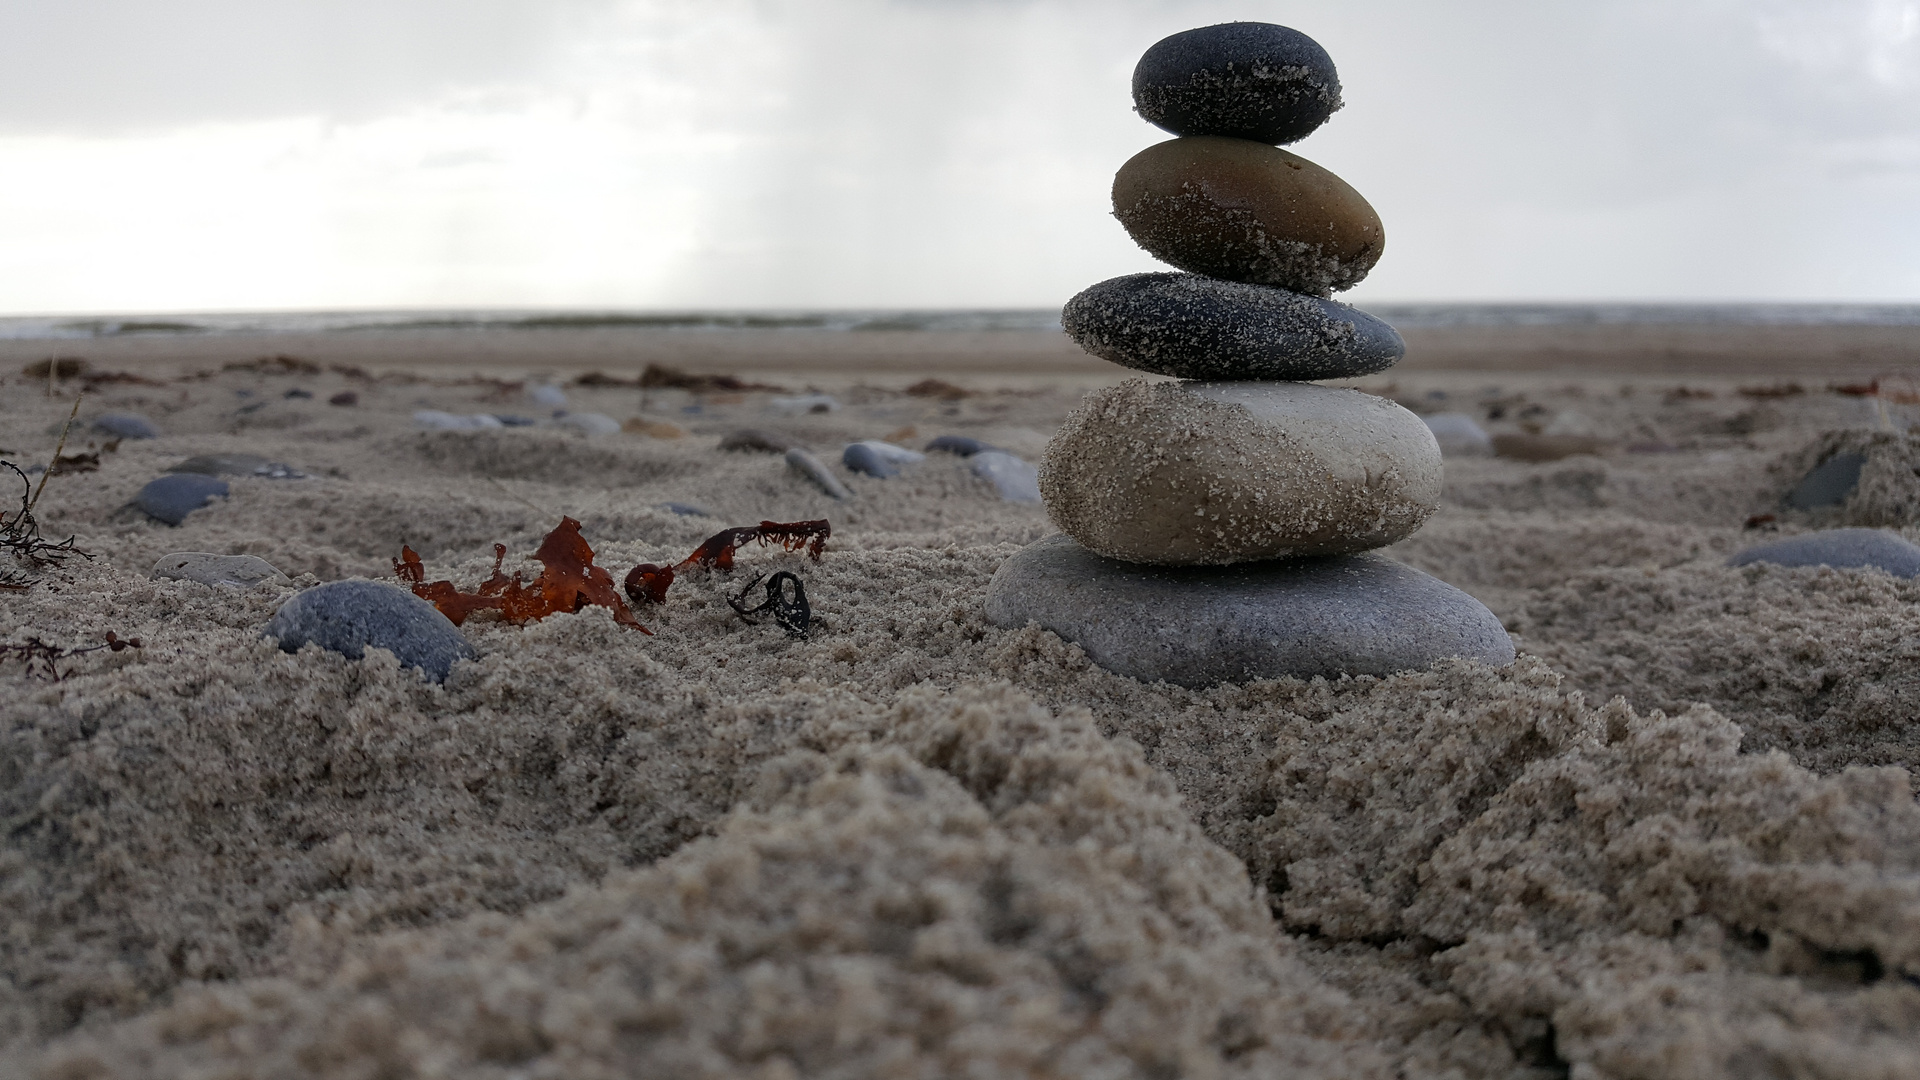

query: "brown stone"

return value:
[1112, 136, 1383, 295]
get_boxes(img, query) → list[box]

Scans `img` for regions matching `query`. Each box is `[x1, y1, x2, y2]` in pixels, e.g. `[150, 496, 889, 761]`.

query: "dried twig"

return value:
[30, 393, 83, 512]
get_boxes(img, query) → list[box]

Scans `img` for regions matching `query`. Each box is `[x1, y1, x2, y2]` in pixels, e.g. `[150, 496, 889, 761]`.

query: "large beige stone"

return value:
[1112, 136, 1383, 295]
[1039, 379, 1441, 565]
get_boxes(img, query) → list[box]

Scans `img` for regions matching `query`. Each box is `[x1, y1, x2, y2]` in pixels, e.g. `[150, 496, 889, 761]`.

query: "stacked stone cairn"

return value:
[984, 22, 1515, 687]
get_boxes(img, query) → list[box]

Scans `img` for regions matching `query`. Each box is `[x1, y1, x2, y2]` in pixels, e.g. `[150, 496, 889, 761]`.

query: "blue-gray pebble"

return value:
[136, 474, 229, 526]
[1133, 22, 1342, 145]
[264, 580, 476, 682]
[1063, 273, 1404, 381]
[1785, 452, 1865, 509]
[842, 442, 900, 478]
[1728, 528, 1920, 578]
[925, 435, 998, 457]
[92, 413, 160, 439]
[985, 535, 1513, 687]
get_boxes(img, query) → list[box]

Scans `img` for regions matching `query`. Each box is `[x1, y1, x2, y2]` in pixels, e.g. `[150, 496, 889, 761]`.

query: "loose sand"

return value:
[3, 330, 1920, 1078]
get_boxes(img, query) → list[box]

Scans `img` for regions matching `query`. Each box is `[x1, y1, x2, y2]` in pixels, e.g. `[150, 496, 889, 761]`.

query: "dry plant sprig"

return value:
[2, 460, 92, 589]
[0, 632, 141, 681]
[30, 393, 83, 511]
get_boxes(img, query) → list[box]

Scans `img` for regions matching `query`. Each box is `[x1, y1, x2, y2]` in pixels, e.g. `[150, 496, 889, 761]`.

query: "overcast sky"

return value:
[0, 0, 1916, 314]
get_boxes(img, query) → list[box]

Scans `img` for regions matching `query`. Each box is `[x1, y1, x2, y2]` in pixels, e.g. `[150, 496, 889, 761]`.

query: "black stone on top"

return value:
[1062, 272, 1403, 382]
[1132, 22, 1342, 145]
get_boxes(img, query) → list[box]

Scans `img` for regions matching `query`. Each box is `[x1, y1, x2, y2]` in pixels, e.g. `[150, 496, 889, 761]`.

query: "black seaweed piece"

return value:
[727, 571, 811, 638]
[1, 460, 91, 578]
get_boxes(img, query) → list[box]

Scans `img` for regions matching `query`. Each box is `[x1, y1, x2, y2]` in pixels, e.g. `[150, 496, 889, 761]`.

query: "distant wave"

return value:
[2, 303, 1917, 341]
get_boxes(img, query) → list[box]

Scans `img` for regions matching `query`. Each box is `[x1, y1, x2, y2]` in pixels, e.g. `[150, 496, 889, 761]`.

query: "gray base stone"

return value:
[984, 534, 1514, 687]
[1728, 528, 1920, 577]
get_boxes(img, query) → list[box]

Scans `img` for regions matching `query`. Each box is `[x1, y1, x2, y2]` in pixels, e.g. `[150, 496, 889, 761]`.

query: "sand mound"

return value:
[5, 365, 1920, 1077]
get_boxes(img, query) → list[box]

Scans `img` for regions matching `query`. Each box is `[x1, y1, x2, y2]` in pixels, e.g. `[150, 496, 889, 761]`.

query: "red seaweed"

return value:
[396, 517, 649, 633]
[623, 519, 828, 607]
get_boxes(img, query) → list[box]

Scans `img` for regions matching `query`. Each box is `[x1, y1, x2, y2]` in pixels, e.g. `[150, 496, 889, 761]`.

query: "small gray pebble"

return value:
[985, 535, 1514, 687]
[153, 552, 290, 588]
[720, 428, 800, 454]
[1423, 413, 1494, 458]
[168, 453, 304, 479]
[1785, 452, 1865, 509]
[970, 451, 1042, 503]
[657, 502, 711, 517]
[284, 388, 313, 399]
[263, 580, 476, 683]
[527, 383, 568, 406]
[552, 411, 622, 436]
[768, 394, 840, 416]
[851, 440, 924, 465]
[1728, 528, 1920, 578]
[842, 442, 900, 478]
[92, 413, 160, 440]
[136, 474, 229, 526]
[414, 410, 504, 431]
[925, 435, 998, 457]
[786, 448, 851, 499]
[491, 414, 538, 427]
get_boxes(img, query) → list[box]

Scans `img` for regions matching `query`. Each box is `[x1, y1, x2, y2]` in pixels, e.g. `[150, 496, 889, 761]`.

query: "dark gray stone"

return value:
[924, 435, 998, 457]
[92, 413, 159, 439]
[657, 502, 711, 517]
[1728, 528, 1920, 578]
[1062, 273, 1403, 381]
[136, 474, 229, 526]
[168, 453, 304, 479]
[491, 414, 538, 427]
[720, 428, 800, 453]
[263, 580, 476, 683]
[1785, 452, 1865, 509]
[984, 534, 1514, 687]
[842, 442, 900, 478]
[1132, 22, 1342, 145]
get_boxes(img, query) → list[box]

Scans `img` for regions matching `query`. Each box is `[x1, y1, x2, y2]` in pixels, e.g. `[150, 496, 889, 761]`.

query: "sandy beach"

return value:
[3, 323, 1920, 1078]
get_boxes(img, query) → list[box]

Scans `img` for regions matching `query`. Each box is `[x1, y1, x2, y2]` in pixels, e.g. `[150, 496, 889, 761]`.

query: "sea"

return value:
[2, 303, 1919, 341]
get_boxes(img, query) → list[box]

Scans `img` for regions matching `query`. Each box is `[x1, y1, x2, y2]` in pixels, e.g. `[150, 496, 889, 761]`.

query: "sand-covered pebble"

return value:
[527, 383, 568, 406]
[152, 552, 291, 588]
[1785, 451, 1864, 509]
[970, 450, 1042, 503]
[263, 580, 476, 682]
[719, 428, 801, 453]
[924, 435, 997, 456]
[1132, 22, 1342, 145]
[1423, 412, 1495, 457]
[1040, 379, 1441, 564]
[91, 413, 159, 440]
[986, 534, 1513, 685]
[1729, 528, 1920, 577]
[786, 447, 852, 499]
[552, 412, 622, 436]
[842, 442, 909, 478]
[168, 453, 304, 479]
[413, 410, 504, 431]
[135, 474, 229, 526]
[1062, 272, 1403, 380]
[1113, 136, 1382, 294]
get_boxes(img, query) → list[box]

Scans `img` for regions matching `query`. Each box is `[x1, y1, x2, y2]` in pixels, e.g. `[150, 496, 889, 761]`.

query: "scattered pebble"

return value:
[842, 442, 901, 478]
[551, 412, 622, 436]
[1423, 413, 1494, 457]
[768, 394, 840, 416]
[719, 428, 800, 454]
[1063, 272, 1403, 380]
[1785, 452, 1865, 509]
[851, 440, 924, 465]
[136, 474, 229, 526]
[985, 535, 1514, 687]
[656, 502, 711, 517]
[329, 391, 359, 406]
[1132, 22, 1341, 145]
[786, 447, 851, 499]
[284, 388, 313, 400]
[168, 453, 304, 479]
[624, 418, 689, 439]
[1113, 137, 1381, 295]
[91, 413, 159, 440]
[1491, 433, 1609, 462]
[925, 435, 998, 457]
[970, 451, 1042, 503]
[1728, 528, 1920, 578]
[152, 552, 290, 588]
[527, 383, 568, 406]
[491, 414, 538, 427]
[414, 410, 505, 431]
[263, 580, 476, 683]
[1041, 380, 1441, 565]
